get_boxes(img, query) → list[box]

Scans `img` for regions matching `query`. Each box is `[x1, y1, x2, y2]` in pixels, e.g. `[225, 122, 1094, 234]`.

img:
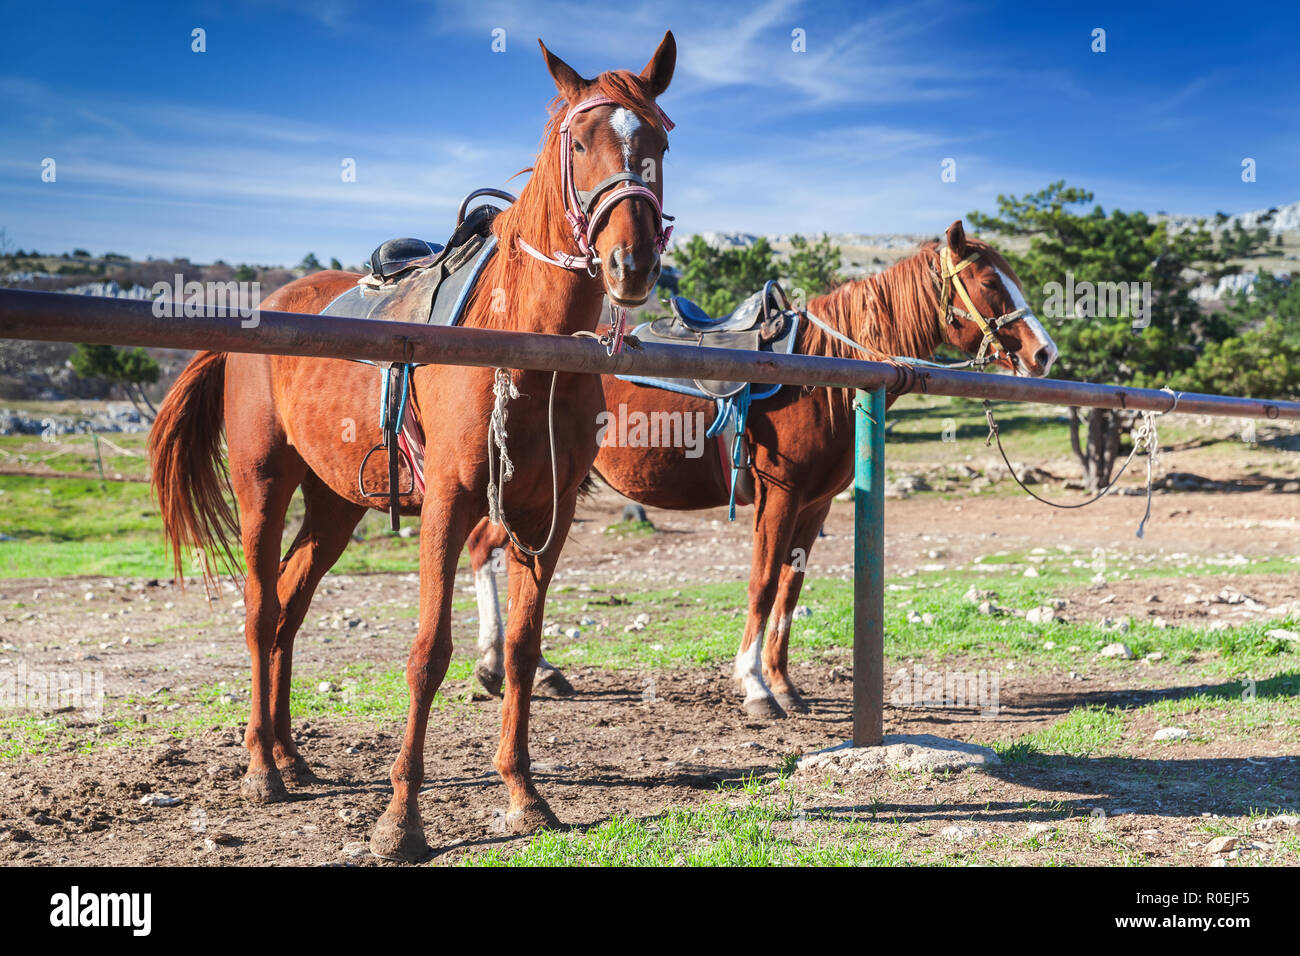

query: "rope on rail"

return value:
[486, 367, 560, 558]
[983, 397, 1172, 538]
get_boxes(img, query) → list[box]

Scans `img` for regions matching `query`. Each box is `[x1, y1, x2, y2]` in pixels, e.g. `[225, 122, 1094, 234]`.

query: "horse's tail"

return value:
[148, 351, 241, 586]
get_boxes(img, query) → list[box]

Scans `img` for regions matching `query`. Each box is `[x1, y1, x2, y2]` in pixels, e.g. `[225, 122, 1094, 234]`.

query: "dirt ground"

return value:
[1, 487, 1297, 866]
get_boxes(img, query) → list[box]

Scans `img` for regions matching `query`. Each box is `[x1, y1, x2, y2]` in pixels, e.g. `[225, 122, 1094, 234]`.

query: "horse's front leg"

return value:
[734, 482, 802, 719]
[495, 496, 577, 832]
[370, 494, 470, 862]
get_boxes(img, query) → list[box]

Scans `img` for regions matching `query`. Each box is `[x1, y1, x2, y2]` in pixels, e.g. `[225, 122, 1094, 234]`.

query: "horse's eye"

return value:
[573, 141, 586, 154]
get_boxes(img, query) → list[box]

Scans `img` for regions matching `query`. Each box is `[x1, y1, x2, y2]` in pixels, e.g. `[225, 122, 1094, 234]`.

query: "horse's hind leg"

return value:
[763, 496, 832, 714]
[231, 444, 307, 804]
[468, 517, 574, 698]
[270, 471, 366, 784]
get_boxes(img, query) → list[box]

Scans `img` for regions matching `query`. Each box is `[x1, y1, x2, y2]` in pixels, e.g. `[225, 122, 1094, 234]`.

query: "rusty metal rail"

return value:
[2, 289, 1298, 420]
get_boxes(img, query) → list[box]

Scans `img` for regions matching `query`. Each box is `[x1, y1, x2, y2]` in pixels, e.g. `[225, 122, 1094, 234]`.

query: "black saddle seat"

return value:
[370, 238, 443, 281]
[670, 280, 793, 333]
[366, 202, 504, 283]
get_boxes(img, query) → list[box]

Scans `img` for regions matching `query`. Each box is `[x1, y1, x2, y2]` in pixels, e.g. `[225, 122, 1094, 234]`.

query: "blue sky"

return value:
[2, 0, 1297, 265]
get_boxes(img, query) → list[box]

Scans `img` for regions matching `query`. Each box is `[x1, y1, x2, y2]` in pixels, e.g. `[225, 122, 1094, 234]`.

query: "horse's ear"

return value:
[640, 30, 676, 97]
[539, 39, 589, 101]
[945, 220, 968, 255]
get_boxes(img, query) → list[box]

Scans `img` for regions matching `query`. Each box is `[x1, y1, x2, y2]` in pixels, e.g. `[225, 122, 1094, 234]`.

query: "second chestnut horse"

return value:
[467, 221, 1058, 719]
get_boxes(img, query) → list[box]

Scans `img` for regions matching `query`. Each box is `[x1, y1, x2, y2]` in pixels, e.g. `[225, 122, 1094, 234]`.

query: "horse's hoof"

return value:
[370, 812, 432, 862]
[534, 666, 575, 698]
[474, 661, 504, 697]
[773, 688, 810, 715]
[505, 800, 560, 835]
[276, 756, 319, 786]
[742, 694, 787, 720]
[239, 768, 289, 804]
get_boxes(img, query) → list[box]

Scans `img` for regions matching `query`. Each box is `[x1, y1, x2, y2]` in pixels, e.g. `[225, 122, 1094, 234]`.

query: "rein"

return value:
[983, 387, 1180, 538]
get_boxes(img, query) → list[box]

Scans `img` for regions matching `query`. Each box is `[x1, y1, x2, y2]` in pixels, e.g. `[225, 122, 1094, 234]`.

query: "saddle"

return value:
[322, 200, 503, 326]
[627, 281, 801, 399]
[320, 188, 514, 531]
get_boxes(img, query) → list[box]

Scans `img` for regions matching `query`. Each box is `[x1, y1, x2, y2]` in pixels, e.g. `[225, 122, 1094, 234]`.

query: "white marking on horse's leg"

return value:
[996, 266, 1058, 375]
[474, 564, 504, 672]
[609, 107, 641, 170]
[770, 612, 793, 668]
[733, 623, 773, 703]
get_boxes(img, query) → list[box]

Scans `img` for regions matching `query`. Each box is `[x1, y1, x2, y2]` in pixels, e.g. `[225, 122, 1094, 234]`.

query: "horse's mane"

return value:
[476, 70, 667, 327]
[802, 236, 1021, 361]
[798, 235, 1020, 419]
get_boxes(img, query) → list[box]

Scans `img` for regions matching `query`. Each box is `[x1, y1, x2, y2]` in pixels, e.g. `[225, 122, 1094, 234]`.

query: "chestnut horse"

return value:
[467, 221, 1058, 718]
[149, 33, 677, 861]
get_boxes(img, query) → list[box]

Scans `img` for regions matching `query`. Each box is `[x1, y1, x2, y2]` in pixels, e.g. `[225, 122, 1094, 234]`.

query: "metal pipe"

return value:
[852, 387, 885, 748]
[2, 289, 1298, 421]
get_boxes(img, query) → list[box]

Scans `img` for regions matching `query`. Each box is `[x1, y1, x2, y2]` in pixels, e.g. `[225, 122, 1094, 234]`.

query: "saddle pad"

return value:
[320, 235, 497, 328]
[616, 311, 800, 400]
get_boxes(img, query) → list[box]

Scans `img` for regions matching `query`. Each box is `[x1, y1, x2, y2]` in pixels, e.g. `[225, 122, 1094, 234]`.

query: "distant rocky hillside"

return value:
[1161, 199, 1300, 235]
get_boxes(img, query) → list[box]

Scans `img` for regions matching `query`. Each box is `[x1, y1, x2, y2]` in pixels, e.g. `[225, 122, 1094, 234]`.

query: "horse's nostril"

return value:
[1034, 347, 1051, 368]
[607, 247, 624, 279]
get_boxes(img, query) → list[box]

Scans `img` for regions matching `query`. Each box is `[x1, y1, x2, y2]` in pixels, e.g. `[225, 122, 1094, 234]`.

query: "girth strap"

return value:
[358, 362, 416, 531]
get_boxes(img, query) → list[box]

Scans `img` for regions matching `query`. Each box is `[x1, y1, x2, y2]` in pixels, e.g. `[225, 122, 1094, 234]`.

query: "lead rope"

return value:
[484, 317, 629, 558]
[486, 367, 560, 557]
[983, 392, 1176, 538]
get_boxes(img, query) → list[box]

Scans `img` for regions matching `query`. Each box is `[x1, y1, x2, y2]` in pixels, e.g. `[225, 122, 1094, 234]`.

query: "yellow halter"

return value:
[937, 246, 1026, 367]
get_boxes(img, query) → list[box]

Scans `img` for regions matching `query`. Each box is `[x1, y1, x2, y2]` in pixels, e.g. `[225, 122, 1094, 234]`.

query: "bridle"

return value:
[934, 245, 1027, 368]
[517, 94, 674, 276]
[487, 93, 675, 554]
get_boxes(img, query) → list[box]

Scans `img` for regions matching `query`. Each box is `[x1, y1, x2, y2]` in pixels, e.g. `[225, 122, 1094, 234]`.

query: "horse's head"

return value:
[933, 220, 1058, 377]
[538, 32, 676, 307]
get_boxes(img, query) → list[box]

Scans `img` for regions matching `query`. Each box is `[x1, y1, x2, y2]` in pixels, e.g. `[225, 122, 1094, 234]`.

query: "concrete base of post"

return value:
[796, 734, 1001, 777]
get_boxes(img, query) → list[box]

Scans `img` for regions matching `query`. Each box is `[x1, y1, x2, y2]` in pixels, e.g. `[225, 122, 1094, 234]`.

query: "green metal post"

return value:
[853, 387, 885, 747]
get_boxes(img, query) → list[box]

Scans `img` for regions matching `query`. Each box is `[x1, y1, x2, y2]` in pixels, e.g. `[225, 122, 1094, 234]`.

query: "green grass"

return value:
[541, 573, 1298, 682]
[0, 473, 429, 579]
[463, 775, 908, 866]
[995, 706, 1127, 760]
[602, 518, 657, 537]
[0, 432, 152, 481]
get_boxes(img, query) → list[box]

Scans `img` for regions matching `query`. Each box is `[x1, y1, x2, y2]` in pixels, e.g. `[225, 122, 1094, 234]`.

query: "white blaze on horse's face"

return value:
[995, 267, 1058, 377]
[609, 107, 641, 170]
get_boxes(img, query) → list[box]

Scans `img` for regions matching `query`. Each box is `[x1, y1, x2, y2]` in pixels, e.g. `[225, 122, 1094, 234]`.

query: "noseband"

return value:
[517, 95, 675, 275]
[934, 246, 1027, 368]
